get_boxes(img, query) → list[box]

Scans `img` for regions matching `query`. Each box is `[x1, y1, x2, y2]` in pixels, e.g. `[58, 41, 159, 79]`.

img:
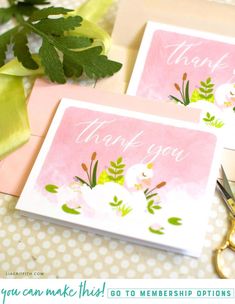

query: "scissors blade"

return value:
[216, 180, 235, 217]
[221, 166, 235, 201]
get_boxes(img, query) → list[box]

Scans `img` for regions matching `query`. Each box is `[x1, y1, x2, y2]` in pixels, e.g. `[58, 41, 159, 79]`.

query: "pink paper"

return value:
[0, 79, 200, 196]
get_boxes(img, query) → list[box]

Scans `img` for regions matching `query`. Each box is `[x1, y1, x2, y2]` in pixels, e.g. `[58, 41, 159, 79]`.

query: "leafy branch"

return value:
[0, 0, 122, 83]
[198, 77, 214, 101]
[107, 157, 125, 184]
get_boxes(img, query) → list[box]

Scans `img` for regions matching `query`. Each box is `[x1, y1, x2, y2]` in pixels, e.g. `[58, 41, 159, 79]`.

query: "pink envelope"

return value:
[0, 79, 200, 196]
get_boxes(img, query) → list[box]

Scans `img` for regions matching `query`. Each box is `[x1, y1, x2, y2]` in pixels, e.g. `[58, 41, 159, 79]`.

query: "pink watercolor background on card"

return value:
[36, 107, 216, 198]
[137, 30, 235, 100]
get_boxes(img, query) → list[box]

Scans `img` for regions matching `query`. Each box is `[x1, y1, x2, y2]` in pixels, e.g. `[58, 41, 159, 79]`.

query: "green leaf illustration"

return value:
[91, 160, 98, 187]
[97, 170, 111, 185]
[147, 200, 161, 214]
[185, 80, 190, 105]
[149, 227, 164, 235]
[61, 204, 81, 215]
[74, 176, 90, 187]
[153, 205, 161, 210]
[109, 196, 123, 207]
[196, 77, 215, 102]
[169, 95, 184, 105]
[168, 217, 182, 226]
[146, 193, 157, 200]
[45, 184, 59, 193]
[117, 157, 122, 164]
[106, 156, 125, 185]
[117, 204, 132, 217]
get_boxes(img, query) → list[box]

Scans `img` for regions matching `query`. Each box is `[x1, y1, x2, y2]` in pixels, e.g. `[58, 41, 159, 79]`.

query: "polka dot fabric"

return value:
[1, 0, 235, 279]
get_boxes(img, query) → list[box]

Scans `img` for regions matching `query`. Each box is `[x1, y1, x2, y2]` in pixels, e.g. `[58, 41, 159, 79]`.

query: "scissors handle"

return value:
[214, 215, 235, 279]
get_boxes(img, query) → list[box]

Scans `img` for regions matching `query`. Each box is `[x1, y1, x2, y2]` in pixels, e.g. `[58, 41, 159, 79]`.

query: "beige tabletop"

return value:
[0, 0, 235, 279]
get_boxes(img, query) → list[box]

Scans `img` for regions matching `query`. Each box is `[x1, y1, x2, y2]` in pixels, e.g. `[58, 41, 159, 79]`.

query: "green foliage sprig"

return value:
[198, 77, 214, 101]
[0, 0, 122, 83]
[107, 157, 125, 184]
[203, 112, 224, 128]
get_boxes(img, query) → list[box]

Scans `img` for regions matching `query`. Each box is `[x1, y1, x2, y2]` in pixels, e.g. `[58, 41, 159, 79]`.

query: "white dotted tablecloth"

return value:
[0, 0, 235, 279]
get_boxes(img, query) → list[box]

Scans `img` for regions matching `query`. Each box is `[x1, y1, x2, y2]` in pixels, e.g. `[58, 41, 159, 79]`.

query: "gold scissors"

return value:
[214, 166, 235, 279]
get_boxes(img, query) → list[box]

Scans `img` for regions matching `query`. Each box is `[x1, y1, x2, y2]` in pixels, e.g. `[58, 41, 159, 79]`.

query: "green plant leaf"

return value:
[168, 217, 182, 226]
[185, 80, 190, 105]
[0, 7, 15, 24]
[13, 31, 39, 69]
[45, 184, 59, 193]
[61, 204, 80, 215]
[117, 157, 122, 164]
[153, 205, 161, 210]
[199, 87, 207, 94]
[116, 164, 125, 169]
[108, 168, 116, 174]
[0, 28, 16, 67]
[206, 77, 211, 84]
[29, 6, 73, 21]
[69, 46, 122, 79]
[117, 204, 132, 217]
[146, 193, 157, 200]
[97, 170, 111, 185]
[55, 36, 92, 49]
[147, 200, 154, 214]
[149, 227, 164, 235]
[63, 54, 83, 78]
[16, 3, 39, 17]
[115, 175, 125, 185]
[200, 81, 207, 87]
[199, 94, 205, 99]
[39, 39, 66, 83]
[204, 88, 213, 94]
[109, 200, 122, 207]
[110, 161, 117, 168]
[23, 0, 50, 4]
[206, 93, 214, 100]
[91, 160, 98, 187]
[169, 95, 184, 105]
[34, 16, 83, 35]
[115, 169, 124, 175]
[74, 176, 90, 187]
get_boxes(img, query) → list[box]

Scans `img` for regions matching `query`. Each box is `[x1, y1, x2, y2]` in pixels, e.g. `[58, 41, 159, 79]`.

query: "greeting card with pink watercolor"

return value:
[127, 22, 235, 149]
[16, 98, 221, 257]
